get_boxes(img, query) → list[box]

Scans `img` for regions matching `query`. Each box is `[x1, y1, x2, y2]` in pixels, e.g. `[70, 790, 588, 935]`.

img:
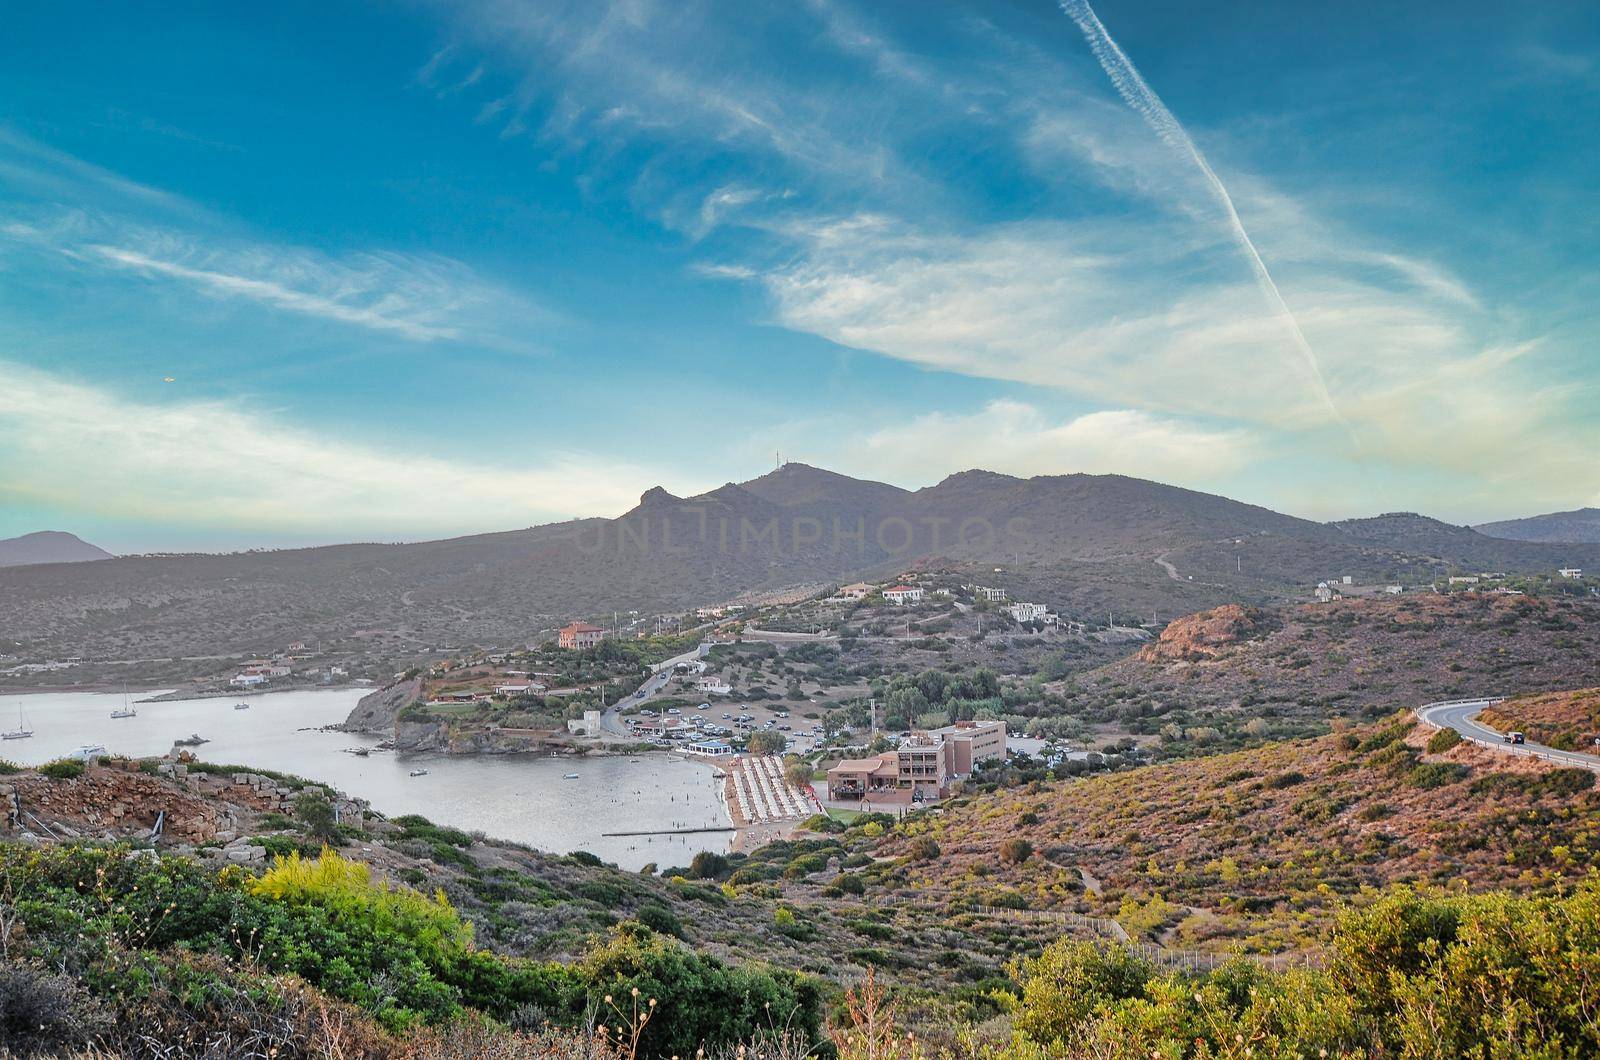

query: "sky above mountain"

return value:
[2, 1, 1596, 551]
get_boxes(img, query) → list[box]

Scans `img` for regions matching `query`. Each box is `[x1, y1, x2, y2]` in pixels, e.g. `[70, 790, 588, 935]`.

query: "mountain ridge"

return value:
[2, 465, 1597, 669]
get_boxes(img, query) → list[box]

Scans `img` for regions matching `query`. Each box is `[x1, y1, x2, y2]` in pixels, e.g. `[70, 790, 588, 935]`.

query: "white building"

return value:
[230, 673, 267, 687]
[1008, 602, 1049, 624]
[882, 585, 924, 605]
[566, 709, 603, 737]
[1559, 567, 1583, 579]
[1314, 582, 1338, 603]
[973, 586, 1007, 602]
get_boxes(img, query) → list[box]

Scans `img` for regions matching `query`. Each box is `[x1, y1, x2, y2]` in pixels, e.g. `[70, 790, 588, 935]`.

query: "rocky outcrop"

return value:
[393, 717, 566, 754]
[1138, 604, 1269, 663]
[1, 761, 367, 847]
[343, 677, 422, 734]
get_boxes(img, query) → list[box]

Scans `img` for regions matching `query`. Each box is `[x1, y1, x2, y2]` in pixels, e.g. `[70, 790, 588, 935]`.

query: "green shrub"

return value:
[38, 758, 85, 780]
[1000, 838, 1033, 864]
[1426, 727, 1462, 754]
[1408, 762, 1469, 789]
[633, 903, 685, 939]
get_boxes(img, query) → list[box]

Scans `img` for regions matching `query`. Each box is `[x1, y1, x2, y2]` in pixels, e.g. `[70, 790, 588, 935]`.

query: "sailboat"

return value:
[2, 700, 33, 740]
[111, 685, 137, 719]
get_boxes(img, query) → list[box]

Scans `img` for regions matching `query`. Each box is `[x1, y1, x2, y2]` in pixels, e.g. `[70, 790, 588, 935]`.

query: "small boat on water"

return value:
[2, 701, 33, 741]
[346, 747, 370, 757]
[173, 733, 209, 746]
[409, 768, 429, 777]
[233, 702, 251, 711]
[563, 772, 580, 780]
[73, 744, 107, 760]
[111, 685, 137, 719]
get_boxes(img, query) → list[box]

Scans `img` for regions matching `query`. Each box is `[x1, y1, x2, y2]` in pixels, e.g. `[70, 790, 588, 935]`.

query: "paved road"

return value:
[1416, 697, 1600, 773]
[599, 642, 708, 738]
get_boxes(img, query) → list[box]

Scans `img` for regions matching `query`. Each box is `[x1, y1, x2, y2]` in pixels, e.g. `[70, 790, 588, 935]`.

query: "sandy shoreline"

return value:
[696, 753, 820, 853]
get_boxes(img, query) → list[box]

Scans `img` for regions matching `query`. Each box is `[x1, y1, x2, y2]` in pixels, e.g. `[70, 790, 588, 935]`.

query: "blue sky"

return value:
[1, 0, 1596, 552]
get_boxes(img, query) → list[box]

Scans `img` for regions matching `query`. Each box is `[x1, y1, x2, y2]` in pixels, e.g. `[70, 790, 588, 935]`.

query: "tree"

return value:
[746, 730, 785, 755]
[784, 760, 813, 790]
[687, 851, 729, 880]
[293, 791, 339, 842]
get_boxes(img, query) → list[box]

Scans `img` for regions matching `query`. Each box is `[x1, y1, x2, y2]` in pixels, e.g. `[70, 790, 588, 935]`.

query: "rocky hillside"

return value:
[887, 713, 1598, 953]
[0, 754, 1052, 992]
[1075, 593, 1600, 720]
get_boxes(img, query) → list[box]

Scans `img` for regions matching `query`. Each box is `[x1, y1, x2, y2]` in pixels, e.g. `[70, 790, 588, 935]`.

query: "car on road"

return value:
[1504, 731, 1526, 744]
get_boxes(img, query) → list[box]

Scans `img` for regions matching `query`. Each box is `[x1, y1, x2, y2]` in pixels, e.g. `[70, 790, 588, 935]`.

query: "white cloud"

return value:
[0, 360, 674, 536]
[1, 209, 550, 348]
[858, 400, 1257, 484]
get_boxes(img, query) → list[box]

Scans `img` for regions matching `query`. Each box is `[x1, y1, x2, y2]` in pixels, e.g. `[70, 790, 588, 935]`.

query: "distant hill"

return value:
[1329, 511, 1594, 571]
[1081, 593, 1600, 719]
[1476, 507, 1600, 544]
[0, 531, 112, 567]
[3, 465, 1598, 668]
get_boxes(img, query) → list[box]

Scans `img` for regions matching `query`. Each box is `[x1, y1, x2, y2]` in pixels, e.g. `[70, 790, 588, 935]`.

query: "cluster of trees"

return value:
[1003, 881, 1600, 1056]
[878, 668, 1001, 731]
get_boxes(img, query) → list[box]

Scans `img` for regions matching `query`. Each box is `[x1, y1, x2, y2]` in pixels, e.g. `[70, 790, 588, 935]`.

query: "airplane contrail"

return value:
[1058, 0, 1351, 435]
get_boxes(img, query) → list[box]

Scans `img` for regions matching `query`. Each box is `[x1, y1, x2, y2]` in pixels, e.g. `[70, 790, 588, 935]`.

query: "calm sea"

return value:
[0, 688, 730, 870]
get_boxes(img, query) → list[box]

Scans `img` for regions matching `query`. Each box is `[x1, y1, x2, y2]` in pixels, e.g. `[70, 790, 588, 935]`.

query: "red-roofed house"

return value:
[557, 622, 606, 650]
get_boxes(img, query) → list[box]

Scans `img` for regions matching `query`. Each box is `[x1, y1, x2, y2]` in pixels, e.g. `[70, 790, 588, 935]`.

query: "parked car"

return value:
[667, 707, 682, 715]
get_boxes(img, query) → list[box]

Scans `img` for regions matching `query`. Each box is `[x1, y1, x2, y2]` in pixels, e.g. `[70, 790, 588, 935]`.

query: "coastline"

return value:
[695, 752, 815, 854]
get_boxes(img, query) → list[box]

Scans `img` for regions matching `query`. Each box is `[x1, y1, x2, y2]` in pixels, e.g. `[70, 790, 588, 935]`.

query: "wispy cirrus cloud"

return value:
[2, 208, 551, 348]
[1057, 0, 1345, 433]
[0, 359, 673, 536]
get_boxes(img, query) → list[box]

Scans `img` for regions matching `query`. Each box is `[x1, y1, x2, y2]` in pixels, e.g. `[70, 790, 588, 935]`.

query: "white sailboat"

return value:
[111, 685, 137, 719]
[2, 700, 33, 741]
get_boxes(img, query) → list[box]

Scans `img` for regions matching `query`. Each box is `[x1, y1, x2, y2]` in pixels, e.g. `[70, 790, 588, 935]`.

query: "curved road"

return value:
[599, 642, 708, 738]
[1416, 697, 1600, 773]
